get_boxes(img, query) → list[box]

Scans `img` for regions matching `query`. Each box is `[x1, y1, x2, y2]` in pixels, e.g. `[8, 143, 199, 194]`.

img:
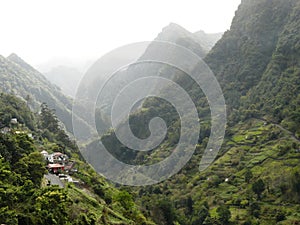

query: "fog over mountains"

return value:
[41, 24, 223, 98]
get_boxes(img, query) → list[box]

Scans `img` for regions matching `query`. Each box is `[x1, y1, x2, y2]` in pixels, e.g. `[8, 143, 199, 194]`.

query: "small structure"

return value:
[47, 164, 65, 174]
[10, 118, 18, 124]
[47, 152, 68, 164]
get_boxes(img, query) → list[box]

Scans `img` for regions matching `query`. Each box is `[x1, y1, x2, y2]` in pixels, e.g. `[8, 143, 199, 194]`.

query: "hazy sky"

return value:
[0, 0, 241, 69]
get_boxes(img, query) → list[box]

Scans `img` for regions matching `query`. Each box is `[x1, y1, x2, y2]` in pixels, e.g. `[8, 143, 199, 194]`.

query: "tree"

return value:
[150, 198, 176, 225]
[249, 201, 260, 218]
[34, 187, 71, 224]
[192, 205, 209, 225]
[291, 170, 300, 194]
[39, 103, 60, 133]
[217, 204, 231, 225]
[275, 209, 286, 222]
[186, 196, 193, 215]
[22, 152, 47, 186]
[114, 191, 134, 211]
[203, 216, 214, 225]
[245, 169, 253, 184]
[252, 179, 265, 200]
[158, 198, 176, 225]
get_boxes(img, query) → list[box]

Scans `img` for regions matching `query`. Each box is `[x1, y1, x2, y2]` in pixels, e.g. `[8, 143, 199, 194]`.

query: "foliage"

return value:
[216, 204, 231, 225]
[244, 169, 253, 184]
[252, 179, 265, 200]
[0, 93, 152, 225]
[0, 53, 94, 139]
[1, 0, 300, 224]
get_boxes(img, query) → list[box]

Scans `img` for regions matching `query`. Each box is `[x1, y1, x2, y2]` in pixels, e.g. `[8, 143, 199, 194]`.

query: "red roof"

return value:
[47, 164, 64, 168]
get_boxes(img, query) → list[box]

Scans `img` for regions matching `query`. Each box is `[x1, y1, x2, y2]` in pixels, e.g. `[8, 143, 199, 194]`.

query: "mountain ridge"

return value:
[92, 0, 300, 224]
[0, 53, 95, 140]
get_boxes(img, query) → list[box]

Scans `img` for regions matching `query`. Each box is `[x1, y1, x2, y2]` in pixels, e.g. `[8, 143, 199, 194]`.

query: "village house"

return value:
[41, 150, 72, 175]
[47, 152, 69, 164]
[46, 163, 65, 174]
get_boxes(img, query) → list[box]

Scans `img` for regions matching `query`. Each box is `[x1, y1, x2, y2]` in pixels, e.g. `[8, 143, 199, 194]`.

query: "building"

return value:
[47, 163, 65, 174]
[47, 152, 69, 164]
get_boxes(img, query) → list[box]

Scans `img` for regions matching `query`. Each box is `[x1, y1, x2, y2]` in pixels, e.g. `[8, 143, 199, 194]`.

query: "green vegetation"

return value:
[0, 53, 94, 140]
[1, 0, 300, 224]
[91, 0, 300, 224]
[130, 119, 300, 224]
[0, 93, 152, 225]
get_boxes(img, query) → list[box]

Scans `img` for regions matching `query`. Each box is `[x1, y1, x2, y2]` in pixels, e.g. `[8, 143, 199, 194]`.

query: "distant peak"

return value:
[166, 22, 185, 29]
[7, 53, 24, 62]
[7, 52, 19, 59]
[155, 23, 192, 43]
[7, 53, 35, 72]
[161, 22, 190, 33]
[194, 30, 206, 35]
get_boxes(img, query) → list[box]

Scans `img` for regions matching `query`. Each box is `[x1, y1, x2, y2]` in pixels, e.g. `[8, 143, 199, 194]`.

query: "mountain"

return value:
[206, 0, 297, 108]
[0, 92, 153, 225]
[156, 23, 222, 55]
[73, 22, 222, 143]
[244, 0, 300, 136]
[193, 30, 223, 53]
[2, 0, 299, 223]
[0, 54, 94, 140]
[154, 23, 206, 57]
[41, 24, 221, 100]
[205, 0, 300, 134]
[89, 0, 300, 224]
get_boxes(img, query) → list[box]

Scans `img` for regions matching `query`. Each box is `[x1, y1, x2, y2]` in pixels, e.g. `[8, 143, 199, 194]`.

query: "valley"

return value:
[0, 0, 300, 224]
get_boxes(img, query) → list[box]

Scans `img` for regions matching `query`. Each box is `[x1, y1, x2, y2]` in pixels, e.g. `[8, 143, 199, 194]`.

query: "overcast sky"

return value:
[0, 0, 241, 69]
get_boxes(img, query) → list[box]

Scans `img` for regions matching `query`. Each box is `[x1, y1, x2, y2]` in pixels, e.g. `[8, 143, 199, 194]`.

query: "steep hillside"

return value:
[84, 22, 221, 129]
[244, 0, 300, 136]
[92, 0, 300, 224]
[74, 22, 219, 143]
[206, 0, 296, 108]
[0, 93, 153, 225]
[0, 54, 94, 140]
